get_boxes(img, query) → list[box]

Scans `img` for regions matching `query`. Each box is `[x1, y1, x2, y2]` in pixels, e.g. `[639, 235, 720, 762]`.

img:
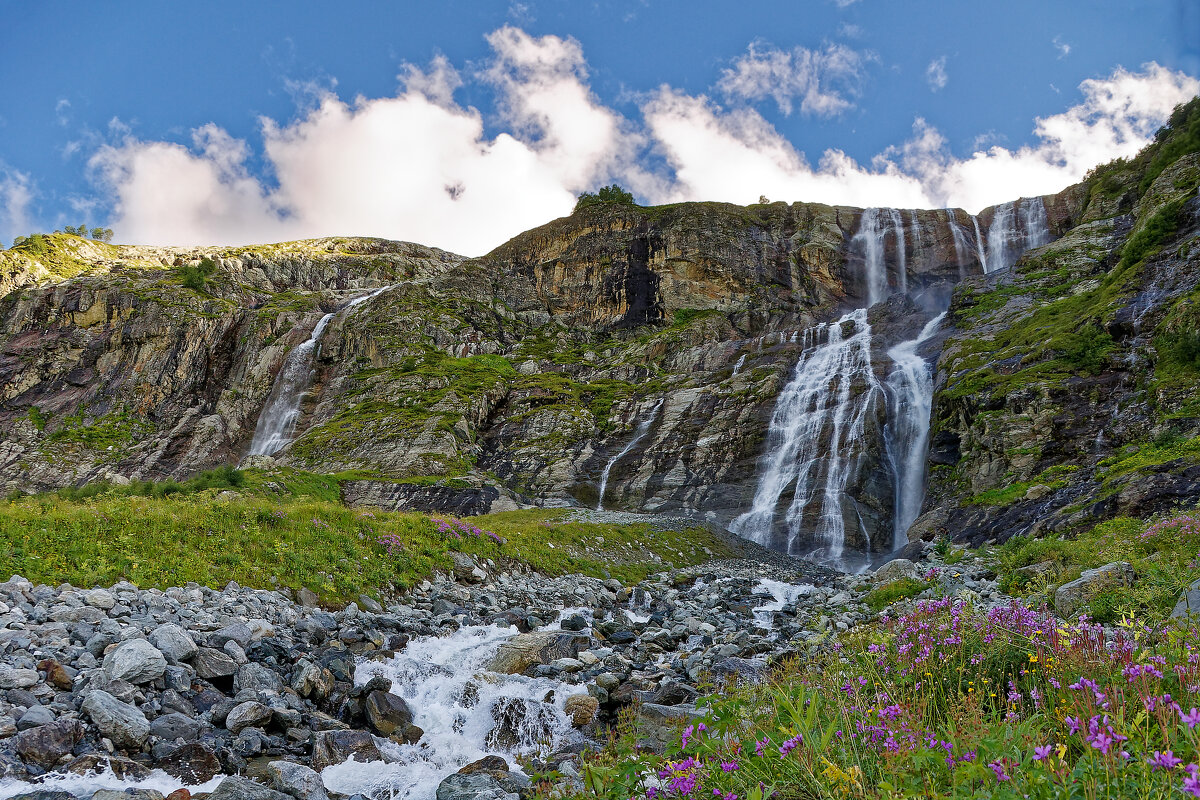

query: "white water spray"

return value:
[731, 354, 747, 376]
[970, 216, 990, 274]
[248, 286, 392, 456]
[883, 312, 947, 550]
[328, 623, 586, 800]
[850, 208, 908, 305]
[596, 398, 665, 511]
[985, 197, 1053, 273]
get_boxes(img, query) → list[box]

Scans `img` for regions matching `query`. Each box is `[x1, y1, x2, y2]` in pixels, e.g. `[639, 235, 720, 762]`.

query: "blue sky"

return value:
[1, 0, 1198, 254]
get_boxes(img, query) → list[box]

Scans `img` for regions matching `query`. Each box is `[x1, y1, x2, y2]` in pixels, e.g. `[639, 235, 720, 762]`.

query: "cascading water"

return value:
[323, 623, 586, 800]
[248, 285, 392, 457]
[883, 312, 947, 550]
[731, 354, 746, 375]
[970, 216, 990, 273]
[984, 197, 1052, 273]
[850, 208, 908, 304]
[596, 398, 665, 511]
[728, 309, 885, 566]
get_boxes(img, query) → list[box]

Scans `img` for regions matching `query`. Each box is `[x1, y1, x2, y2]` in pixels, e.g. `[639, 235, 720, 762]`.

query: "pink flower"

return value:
[1033, 745, 1052, 761]
[1181, 707, 1200, 729]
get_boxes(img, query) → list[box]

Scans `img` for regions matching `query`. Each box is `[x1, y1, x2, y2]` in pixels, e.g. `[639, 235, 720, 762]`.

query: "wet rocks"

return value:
[486, 632, 590, 675]
[310, 729, 381, 770]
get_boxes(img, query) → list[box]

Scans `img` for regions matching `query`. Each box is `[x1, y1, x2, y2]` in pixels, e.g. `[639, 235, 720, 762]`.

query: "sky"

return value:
[1, 1, 1198, 256]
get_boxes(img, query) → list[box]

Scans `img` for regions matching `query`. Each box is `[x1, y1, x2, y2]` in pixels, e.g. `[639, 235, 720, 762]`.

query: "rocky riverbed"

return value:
[0, 537, 1015, 800]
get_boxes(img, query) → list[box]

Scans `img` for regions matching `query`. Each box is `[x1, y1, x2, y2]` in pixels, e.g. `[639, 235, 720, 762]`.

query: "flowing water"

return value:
[850, 208, 907, 305]
[752, 579, 818, 629]
[883, 312, 947, 550]
[596, 398, 665, 511]
[248, 286, 392, 456]
[326, 623, 586, 800]
[728, 309, 885, 566]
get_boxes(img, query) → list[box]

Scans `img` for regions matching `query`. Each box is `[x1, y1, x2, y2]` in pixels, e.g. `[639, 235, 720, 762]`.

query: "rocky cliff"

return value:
[3, 98, 1198, 564]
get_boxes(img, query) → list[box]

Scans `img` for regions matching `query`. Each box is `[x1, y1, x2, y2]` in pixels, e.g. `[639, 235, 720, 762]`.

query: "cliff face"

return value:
[915, 140, 1200, 547]
[5, 117, 1190, 561]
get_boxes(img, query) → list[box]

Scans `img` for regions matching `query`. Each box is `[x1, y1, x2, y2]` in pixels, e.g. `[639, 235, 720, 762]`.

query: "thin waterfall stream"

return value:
[596, 399, 664, 511]
[248, 285, 392, 457]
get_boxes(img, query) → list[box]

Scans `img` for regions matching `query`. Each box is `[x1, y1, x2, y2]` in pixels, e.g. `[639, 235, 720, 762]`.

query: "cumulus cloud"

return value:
[717, 42, 868, 116]
[0, 168, 33, 247]
[926, 56, 948, 91]
[83, 27, 1200, 256]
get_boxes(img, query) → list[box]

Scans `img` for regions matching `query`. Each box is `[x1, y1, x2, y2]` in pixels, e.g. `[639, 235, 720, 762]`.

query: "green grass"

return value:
[863, 577, 929, 611]
[1096, 434, 1200, 487]
[0, 472, 734, 603]
[967, 465, 1080, 506]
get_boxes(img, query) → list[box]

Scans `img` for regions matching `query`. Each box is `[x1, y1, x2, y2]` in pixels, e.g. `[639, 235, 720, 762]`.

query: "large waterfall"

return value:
[731, 196, 1053, 568]
[729, 309, 884, 563]
[248, 286, 391, 457]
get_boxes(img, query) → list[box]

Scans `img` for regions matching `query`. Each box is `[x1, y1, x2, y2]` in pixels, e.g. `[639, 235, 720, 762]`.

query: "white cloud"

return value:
[0, 168, 33, 247]
[926, 56, 948, 91]
[82, 28, 1200, 256]
[717, 42, 868, 116]
[1054, 36, 1071, 59]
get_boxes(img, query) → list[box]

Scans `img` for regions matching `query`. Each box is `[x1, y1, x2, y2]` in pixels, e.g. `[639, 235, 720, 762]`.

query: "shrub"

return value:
[178, 257, 218, 292]
[574, 184, 636, 212]
[863, 577, 928, 611]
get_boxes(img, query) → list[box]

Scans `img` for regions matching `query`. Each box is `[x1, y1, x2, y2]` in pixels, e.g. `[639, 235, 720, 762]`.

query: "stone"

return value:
[149, 712, 204, 741]
[13, 719, 84, 768]
[563, 694, 598, 726]
[435, 773, 518, 800]
[0, 670, 39, 690]
[363, 690, 415, 737]
[485, 632, 590, 675]
[873, 558, 918, 585]
[150, 624, 198, 663]
[92, 790, 164, 800]
[207, 776, 292, 800]
[298, 588, 320, 608]
[236, 662, 284, 694]
[104, 638, 168, 684]
[1054, 562, 1135, 618]
[65, 753, 151, 780]
[226, 701, 274, 733]
[267, 760, 329, 800]
[291, 661, 334, 700]
[82, 689, 150, 750]
[157, 741, 221, 783]
[635, 703, 705, 752]
[16, 704, 55, 730]
[84, 589, 117, 609]
[210, 623, 254, 649]
[310, 729, 382, 770]
[192, 647, 238, 680]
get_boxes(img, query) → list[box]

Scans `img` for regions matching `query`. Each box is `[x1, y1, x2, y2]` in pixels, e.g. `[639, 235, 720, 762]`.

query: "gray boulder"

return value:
[226, 701, 274, 733]
[150, 624, 198, 663]
[82, 690, 150, 750]
[435, 774, 518, 800]
[874, 558, 918, 585]
[1172, 578, 1200, 618]
[1054, 562, 1134, 618]
[485, 632, 589, 675]
[156, 741, 221, 783]
[207, 776, 292, 800]
[149, 712, 204, 741]
[16, 705, 55, 731]
[267, 760, 329, 800]
[0, 670, 39, 690]
[236, 662, 284, 694]
[103, 639, 167, 684]
[193, 647, 238, 680]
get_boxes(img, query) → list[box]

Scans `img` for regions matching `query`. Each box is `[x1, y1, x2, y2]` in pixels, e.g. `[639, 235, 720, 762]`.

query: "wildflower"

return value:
[720, 760, 739, 772]
[989, 760, 1011, 781]
[1033, 745, 1053, 761]
[1065, 715, 1082, 734]
[1150, 751, 1183, 771]
[1182, 708, 1200, 729]
[779, 733, 804, 756]
[1185, 774, 1200, 798]
[754, 738, 768, 758]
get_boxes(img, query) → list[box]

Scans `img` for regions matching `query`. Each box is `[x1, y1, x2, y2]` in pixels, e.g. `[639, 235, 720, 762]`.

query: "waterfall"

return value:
[883, 312, 947, 550]
[729, 309, 884, 567]
[985, 197, 1053, 273]
[970, 215, 990, 273]
[948, 212, 976, 275]
[248, 285, 392, 457]
[731, 354, 746, 376]
[596, 398, 664, 511]
[849, 208, 908, 305]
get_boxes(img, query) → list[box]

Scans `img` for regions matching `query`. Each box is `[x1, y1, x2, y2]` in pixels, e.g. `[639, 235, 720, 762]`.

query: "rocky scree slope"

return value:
[0, 190, 1082, 555]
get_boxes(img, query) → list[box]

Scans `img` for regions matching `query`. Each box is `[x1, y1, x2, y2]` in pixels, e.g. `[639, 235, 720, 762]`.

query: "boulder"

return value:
[149, 712, 204, 741]
[226, 701, 274, 733]
[291, 661, 334, 700]
[635, 703, 704, 753]
[873, 558, 918, 585]
[65, 753, 151, 780]
[563, 694, 598, 726]
[1054, 562, 1135, 618]
[82, 690, 150, 750]
[485, 632, 589, 675]
[0, 670, 39, 690]
[310, 729, 381, 770]
[92, 790, 163, 800]
[206, 776, 291, 800]
[192, 647, 238, 681]
[1172, 578, 1200, 618]
[267, 760, 329, 800]
[156, 741, 221, 783]
[16, 705, 55, 730]
[236, 662, 284, 694]
[363, 691, 419, 741]
[209, 623, 254, 650]
[150, 624, 199, 663]
[104, 639, 168, 685]
[13, 719, 84, 768]
[435, 774, 519, 800]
